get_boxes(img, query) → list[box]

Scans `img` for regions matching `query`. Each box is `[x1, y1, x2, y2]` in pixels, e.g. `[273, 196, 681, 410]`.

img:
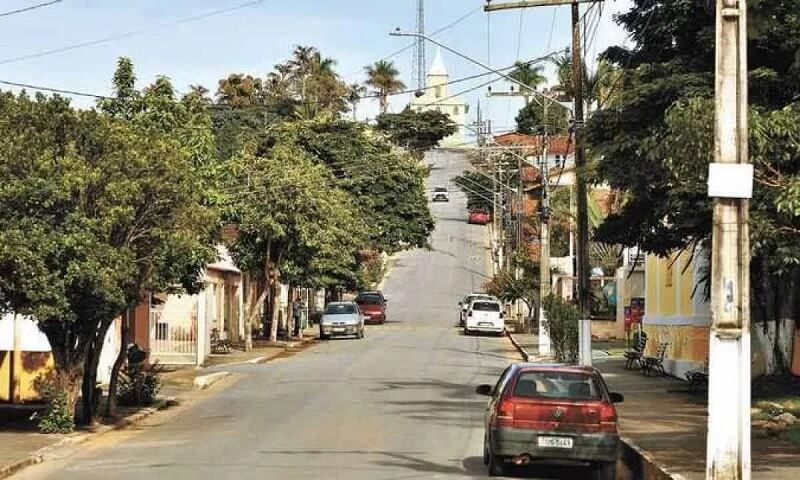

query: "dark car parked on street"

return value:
[476, 363, 624, 478]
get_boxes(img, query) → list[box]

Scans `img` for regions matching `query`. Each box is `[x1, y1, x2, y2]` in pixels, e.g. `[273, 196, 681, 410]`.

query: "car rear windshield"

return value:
[325, 304, 356, 314]
[472, 302, 500, 312]
[356, 294, 382, 305]
[434, 187, 448, 192]
[512, 371, 603, 401]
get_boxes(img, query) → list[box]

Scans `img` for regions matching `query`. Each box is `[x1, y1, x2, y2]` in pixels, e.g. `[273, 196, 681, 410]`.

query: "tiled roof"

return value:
[493, 132, 574, 156]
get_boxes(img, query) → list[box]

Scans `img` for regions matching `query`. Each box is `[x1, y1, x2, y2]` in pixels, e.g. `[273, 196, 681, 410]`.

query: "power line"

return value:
[0, 0, 267, 66]
[0, 78, 110, 99]
[0, 0, 63, 18]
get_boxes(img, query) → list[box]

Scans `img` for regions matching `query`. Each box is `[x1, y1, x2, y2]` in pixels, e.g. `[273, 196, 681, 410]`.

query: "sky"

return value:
[0, 0, 633, 134]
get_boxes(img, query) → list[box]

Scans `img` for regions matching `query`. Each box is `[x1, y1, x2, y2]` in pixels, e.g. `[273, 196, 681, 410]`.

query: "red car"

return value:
[468, 208, 491, 225]
[476, 363, 624, 478]
[355, 292, 386, 324]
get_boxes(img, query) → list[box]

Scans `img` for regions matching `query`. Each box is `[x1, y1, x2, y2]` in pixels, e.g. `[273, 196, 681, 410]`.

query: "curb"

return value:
[193, 371, 231, 390]
[620, 436, 689, 480]
[506, 331, 530, 362]
[0, 397, 175, 480]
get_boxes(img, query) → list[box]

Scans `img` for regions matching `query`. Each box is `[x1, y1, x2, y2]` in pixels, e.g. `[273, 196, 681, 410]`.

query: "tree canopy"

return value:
[375, 108, 457, 155]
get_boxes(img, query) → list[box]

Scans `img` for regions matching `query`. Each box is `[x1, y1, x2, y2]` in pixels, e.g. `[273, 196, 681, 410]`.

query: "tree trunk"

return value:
[45, 329, 89, 423]
[269, 280, 281, 342]
[105, 313, 129, 418]
[81, 319, 113, 426]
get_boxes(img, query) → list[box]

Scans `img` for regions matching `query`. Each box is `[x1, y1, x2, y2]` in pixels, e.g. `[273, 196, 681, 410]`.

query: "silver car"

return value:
[319, 301, 365, 340]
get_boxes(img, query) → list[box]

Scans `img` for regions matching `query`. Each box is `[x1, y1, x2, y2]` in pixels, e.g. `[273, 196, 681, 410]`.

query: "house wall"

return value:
[0, 313, 118, 403]
[643, 249, 711, 378]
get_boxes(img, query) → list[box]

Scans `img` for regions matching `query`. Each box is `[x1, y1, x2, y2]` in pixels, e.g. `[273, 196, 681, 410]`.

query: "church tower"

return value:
[409, 48, 467, 147]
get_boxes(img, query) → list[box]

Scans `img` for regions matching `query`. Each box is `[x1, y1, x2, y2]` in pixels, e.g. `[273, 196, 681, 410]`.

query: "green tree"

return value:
[484, 253, 541, 322]
[216, 73, 264, 108]
[453, 171, 495, 214]
[0, 92, 215, 424]
[225, 138, 367, 341]
[508, 61, 546, 97]
[375, 108, 457, 155]
[364, 60, 406, 114]
[347, 83, 367, 121]
[587, 0, 800, 370]
[515, 100, 570, 135]
[265, 120, 435, 254]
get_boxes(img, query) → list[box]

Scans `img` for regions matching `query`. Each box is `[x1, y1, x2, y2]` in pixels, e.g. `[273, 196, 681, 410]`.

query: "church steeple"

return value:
[429, 47, 447, 77]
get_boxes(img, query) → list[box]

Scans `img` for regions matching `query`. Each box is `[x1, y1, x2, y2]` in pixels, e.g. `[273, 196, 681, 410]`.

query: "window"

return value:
[472, 302, 500, 312]
[453, 105, 460, 115]
[435, 86, 442, 98]
[513, 371, 602, 400]
[435, 106, 441, 112]
[356, 294, 382, 305]
[325, 303, 356, 314]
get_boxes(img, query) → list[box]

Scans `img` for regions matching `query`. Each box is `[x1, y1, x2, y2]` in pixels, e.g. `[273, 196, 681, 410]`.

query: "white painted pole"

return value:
[706, 1, 751, 478]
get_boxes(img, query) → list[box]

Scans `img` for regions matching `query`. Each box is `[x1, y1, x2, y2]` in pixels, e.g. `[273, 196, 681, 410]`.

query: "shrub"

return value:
[117, 362, 163, 407]
[34, 389, 75, 434]
[543, 294, 579, 363]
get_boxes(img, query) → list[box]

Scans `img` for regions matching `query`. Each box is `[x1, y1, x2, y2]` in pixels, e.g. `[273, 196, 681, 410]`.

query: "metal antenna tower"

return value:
[412, 0, 426, 92]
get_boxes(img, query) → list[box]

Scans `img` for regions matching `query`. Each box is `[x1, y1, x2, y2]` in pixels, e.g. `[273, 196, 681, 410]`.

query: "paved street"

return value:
[12, 151, 575, 480]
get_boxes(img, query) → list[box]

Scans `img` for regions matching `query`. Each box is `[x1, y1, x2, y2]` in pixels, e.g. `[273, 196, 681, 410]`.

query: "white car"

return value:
[432, 186, 450, 202]
[463, 299, 505, 336]
[319, 301, 365, 340]
[459, 293, 495, 325]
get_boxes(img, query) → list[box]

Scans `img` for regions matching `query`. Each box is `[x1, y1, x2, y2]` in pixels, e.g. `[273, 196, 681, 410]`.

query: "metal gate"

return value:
[149, 305, 198, 365]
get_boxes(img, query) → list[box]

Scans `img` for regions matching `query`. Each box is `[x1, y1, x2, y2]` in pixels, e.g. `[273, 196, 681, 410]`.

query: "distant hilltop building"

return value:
[409, 48, 466, 148]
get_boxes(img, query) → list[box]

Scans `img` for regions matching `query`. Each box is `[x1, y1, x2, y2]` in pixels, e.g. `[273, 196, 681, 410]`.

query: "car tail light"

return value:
[494, 398, 515, 427]
[599, 403, 618, 433]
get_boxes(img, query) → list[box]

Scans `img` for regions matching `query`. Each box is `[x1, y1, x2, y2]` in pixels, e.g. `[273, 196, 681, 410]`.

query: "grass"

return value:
[751, 374, 800, 447]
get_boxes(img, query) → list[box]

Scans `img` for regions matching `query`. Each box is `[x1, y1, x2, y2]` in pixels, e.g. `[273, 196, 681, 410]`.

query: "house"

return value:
[409, 48, 467, 147]
[641, 247, 710, 378]
[0, 313, 119, 403]
[143, 245, 243, 366]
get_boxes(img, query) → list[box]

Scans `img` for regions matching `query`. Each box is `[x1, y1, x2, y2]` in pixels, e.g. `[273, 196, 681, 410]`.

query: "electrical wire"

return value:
[0, 0, 62, 18]
[0, 79, 110, 99]
[0, 0, 268, 66]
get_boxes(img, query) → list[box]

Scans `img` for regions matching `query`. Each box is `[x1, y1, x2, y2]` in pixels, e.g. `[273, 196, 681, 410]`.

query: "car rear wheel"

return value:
[594, 461, 616, 480]
[487, 451, 506, 477]
[463, 327, 470, 336]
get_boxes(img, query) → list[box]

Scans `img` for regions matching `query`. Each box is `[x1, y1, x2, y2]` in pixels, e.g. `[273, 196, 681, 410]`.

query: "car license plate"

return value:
[333, 327, 345, 333]
[538, 436, 573, 449]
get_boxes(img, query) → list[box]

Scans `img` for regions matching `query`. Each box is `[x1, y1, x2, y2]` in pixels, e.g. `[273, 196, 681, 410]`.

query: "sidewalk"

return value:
[509, 332, 800, 479]
[0, 328, 318, 479]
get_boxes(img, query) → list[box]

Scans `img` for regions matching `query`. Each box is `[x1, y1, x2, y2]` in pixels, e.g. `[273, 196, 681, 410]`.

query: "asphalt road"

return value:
[14, 151, 592, 480]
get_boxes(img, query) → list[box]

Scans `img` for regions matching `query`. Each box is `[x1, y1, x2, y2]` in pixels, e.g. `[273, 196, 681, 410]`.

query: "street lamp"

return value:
[389, 29, 572, 113]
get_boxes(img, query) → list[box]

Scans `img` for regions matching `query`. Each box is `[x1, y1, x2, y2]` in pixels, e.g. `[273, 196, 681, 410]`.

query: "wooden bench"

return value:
[641, 342, 669, 377]
[685, 359, 709, 391]
[624, 333, 648, 369]
[210, 328, 231, 354]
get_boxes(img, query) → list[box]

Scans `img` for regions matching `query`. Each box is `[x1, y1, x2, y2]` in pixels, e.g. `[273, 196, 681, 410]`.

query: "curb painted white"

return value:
[193, 371, 231, 390]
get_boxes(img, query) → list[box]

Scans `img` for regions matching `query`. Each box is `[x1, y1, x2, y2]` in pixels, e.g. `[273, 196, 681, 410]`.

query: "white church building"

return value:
[409, 48, 466, 147]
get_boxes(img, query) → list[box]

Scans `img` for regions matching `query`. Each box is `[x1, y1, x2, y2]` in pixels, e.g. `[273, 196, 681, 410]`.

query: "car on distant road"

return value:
[432, 186, 450, 202]
[476, 363, 624, 478]
[459, 293, 495, 325]
[319, 301, 365, 340]
[468, 208, 490, 225]
[355, 292, 387, 324]
[463, 299, 505, 336]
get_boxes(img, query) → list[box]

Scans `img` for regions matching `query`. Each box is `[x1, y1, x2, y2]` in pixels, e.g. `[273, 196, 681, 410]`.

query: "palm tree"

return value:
[364, 60, 406, 114]
[347, 83, 367, 121]
[508, 61, 546, 103]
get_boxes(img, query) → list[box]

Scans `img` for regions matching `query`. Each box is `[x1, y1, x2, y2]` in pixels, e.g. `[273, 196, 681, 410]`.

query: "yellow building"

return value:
[1, 314, 57, 403]
[409, 47, 466, 147]
[642, 247, 711, 378]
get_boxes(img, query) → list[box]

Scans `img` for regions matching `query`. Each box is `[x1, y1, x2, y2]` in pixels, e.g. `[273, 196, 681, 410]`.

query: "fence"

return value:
[149, 308, 198, 364]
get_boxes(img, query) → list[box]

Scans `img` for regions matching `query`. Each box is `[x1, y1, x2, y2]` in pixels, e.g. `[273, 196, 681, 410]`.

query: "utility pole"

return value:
[539, 98, 552, 353]
[485, 0, 595, 364]
[706, 1, 751, 478]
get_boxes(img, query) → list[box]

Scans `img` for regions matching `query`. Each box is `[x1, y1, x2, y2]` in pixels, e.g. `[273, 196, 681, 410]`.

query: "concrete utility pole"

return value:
[706, 1, 751, 478]
[485, 0, 595, 364]
[539, 98, 552, 354]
